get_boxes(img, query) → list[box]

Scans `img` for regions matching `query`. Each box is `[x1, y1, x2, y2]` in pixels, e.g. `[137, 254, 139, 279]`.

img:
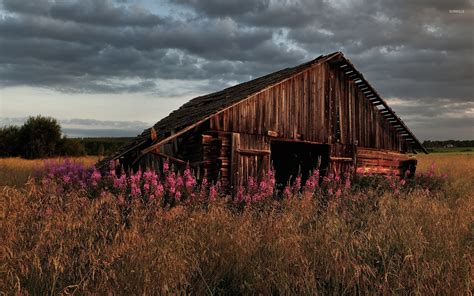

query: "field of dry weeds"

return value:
[1, 154, 473, 294]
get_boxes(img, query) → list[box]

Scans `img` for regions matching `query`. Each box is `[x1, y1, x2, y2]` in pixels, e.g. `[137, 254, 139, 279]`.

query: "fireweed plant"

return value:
[35, 159, 448, 209]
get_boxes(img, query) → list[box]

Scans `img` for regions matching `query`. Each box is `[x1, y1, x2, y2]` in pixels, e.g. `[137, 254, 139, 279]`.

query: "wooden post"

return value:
[353, 140, 358, 171]
[230, 133, 240, 190]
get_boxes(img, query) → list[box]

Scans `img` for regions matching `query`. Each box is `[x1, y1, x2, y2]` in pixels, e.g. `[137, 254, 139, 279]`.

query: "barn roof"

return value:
[105, 51, 426, 163]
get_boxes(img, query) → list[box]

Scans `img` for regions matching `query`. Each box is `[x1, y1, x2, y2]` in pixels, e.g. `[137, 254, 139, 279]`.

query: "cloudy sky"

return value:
[0, 0, 473, 139]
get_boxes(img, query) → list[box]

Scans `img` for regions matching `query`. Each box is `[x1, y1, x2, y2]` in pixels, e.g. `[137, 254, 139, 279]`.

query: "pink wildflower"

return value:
[283, 185, 291, 197]
[91, 169, 102, 186]
[155, 183, 164, 198]
[292, 176, 301, 193]
[184, 166, 196, 189]
[117, 196, 125, 205]
[209, 185, 217, 202]
[236, 186, 245, 203]
[131, 184, 141, 198]
[259, 180, 267, 192]
[176, 175, 184, 188]
[344, 176, 351, 190]
[268, 170, 276, 188]
[62, 175, 71, 184]
[113, 174, 127, 191]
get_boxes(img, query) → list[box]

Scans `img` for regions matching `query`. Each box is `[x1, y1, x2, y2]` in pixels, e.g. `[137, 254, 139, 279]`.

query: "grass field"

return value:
[1, 154, 473, 294]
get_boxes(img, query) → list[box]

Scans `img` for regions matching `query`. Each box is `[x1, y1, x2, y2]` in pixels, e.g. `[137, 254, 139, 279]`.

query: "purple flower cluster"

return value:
[35, 159, 448, 207]
[235, 170, 275, 203]
[36, 160, 218, 206]
[36, 159, 89, 193]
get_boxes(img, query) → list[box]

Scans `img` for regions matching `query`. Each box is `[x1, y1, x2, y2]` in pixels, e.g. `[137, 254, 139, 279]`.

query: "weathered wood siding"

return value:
[230, 133, 271, 187]
[356, 147, 417, 176]
[210, 62, 407, 152]
[207, 61, 412, 183]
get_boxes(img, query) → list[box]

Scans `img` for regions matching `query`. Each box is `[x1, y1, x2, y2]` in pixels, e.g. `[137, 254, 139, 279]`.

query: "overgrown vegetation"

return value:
[1, 155, 473, 294]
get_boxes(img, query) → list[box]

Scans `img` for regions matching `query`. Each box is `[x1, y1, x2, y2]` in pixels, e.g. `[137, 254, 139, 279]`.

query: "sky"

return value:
[0, 0, 473, 140]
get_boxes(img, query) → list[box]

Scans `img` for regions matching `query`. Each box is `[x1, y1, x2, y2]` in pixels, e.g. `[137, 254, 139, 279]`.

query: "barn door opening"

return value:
[270, 141, 330, 190]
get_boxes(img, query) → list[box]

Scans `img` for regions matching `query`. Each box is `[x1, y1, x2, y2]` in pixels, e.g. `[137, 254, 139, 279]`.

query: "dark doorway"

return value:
[270, 141, 330, 190]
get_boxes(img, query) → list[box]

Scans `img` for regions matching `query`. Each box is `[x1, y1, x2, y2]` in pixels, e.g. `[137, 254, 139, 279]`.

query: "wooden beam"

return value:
[270, 138, 326, 145]
[237, 148, 271, 156]
[231, 133, 240, 188]
[330, 157, 353, 162]
[150, 127, 157, 141]
[141, 120, 208, 155]
[113, 139, 147, 160]
[150, 150, 187, 165]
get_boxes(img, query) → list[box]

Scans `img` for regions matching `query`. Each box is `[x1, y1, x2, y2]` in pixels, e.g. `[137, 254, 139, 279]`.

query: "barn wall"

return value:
[210, 62, 408, 153]
[210, 63, 330, 143]
[207, 61, 414, 181]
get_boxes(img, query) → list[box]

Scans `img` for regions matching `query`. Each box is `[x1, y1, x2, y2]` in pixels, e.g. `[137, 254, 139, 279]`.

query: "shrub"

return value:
[18, 115, 62, 159]
[0, 125, 20, 157]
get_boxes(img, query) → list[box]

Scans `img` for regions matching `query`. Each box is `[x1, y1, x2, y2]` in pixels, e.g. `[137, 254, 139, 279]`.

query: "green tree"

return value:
[57, 137, 87, 157]
[0, 125, 21, 157]
[18, 115, 62, 159]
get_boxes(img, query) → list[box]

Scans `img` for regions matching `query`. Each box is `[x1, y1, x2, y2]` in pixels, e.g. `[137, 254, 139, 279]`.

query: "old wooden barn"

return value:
[104, 52, 427, 189]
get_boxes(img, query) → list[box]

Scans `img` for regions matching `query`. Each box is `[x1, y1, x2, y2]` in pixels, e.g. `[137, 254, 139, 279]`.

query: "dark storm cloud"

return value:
[0, 0, 304, 93]
[173, 0, 473, 97]
[172, 0, 269, 17]
[2, 0, 165, 26]
[0, 0, 473, 139]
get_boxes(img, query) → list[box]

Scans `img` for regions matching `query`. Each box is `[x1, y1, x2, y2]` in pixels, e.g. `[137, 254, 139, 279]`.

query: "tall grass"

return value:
[1, 155, 473, 294]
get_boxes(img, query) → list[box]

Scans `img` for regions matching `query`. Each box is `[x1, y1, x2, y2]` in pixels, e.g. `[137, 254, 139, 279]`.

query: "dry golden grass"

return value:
[0, 156, 97, 187]
[1, 155, 473, 294]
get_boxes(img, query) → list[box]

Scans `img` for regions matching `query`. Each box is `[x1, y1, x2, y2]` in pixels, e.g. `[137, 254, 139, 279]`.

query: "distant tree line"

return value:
[422, 140, 474, 148]
[80, 137, 133, 156]
[0, 115, 131, 159]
